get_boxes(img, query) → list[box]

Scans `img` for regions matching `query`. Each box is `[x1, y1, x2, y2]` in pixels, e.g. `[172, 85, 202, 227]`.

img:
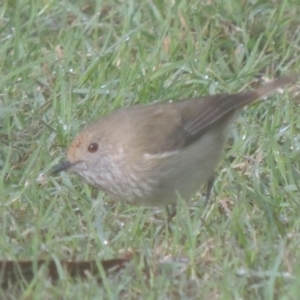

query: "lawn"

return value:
[1, 0, 300, 299]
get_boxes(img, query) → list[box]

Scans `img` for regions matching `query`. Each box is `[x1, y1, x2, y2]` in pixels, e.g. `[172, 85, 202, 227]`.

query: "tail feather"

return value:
[181, 74, 295, 137]
[236, 75, 294, 108]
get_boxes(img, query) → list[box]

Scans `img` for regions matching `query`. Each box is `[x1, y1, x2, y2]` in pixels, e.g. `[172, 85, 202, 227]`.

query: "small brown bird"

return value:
[53, 76, 293, 206]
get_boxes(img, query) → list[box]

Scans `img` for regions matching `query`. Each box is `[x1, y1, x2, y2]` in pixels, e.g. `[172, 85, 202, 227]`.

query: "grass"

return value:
[1, 0, 300, 298]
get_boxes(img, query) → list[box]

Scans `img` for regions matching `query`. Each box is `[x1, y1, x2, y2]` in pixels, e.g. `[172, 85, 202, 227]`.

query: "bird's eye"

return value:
[88, 143, 99, 153]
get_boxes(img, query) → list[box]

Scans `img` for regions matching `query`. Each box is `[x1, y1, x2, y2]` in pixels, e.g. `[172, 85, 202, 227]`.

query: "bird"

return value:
[53, 75, 293, 207]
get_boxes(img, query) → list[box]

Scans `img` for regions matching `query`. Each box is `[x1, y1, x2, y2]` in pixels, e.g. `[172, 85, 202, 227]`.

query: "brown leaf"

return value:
[0, 255, 133, 288]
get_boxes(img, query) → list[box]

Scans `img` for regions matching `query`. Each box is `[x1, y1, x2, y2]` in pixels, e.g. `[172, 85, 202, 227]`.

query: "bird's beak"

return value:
[52, 161, 76, 174]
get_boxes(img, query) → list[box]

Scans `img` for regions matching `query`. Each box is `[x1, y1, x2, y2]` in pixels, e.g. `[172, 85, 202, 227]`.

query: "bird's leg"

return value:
[154, 205, 176, 236]
[166, 204, 177, 222]
[205, 175, 215, 204]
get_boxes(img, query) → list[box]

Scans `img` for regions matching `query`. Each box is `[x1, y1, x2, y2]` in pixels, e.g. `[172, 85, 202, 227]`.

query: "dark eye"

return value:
[88, 143, 99, 153]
